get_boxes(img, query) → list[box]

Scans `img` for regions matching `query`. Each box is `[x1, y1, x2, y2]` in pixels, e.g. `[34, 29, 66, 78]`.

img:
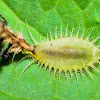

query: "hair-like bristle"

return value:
[60, 26, 63, 38]
[55, 27, 58, 39]
[76, 24, 80, 38]
[26, 20, 37, 45]
[17, 60, 35, 80]
[92, 37, 100, 43]
[65, 24, 68, 37]
[49, 30, 53, 40]
[81, 28, 85, 39]
[70, 27, 74, 37]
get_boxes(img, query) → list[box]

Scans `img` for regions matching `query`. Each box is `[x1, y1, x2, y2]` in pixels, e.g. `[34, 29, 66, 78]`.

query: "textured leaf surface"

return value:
[0, 0, 100, 100]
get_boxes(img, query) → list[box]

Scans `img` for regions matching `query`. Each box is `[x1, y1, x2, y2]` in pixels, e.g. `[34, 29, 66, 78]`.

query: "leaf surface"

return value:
[0, 0, 100, 100]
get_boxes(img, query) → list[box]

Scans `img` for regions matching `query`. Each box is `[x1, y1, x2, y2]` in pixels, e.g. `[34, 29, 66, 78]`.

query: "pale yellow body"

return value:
[33, 37, 100, 73]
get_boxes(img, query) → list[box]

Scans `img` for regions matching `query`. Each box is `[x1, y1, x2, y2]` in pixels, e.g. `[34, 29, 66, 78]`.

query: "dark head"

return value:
[0, 15, 8, 26]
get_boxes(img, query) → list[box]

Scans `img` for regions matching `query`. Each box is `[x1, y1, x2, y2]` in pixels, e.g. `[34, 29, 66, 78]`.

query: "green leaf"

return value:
[0, 0, 100, 100]
[0, 91, 26, 100]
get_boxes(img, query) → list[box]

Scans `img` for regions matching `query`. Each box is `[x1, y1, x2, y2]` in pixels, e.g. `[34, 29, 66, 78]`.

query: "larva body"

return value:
[33, 36, 100, 76]
[0, 15, 100, 80]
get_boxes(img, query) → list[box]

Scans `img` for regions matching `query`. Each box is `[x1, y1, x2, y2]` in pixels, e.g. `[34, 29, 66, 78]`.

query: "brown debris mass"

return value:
[0, 22, 34, 54]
